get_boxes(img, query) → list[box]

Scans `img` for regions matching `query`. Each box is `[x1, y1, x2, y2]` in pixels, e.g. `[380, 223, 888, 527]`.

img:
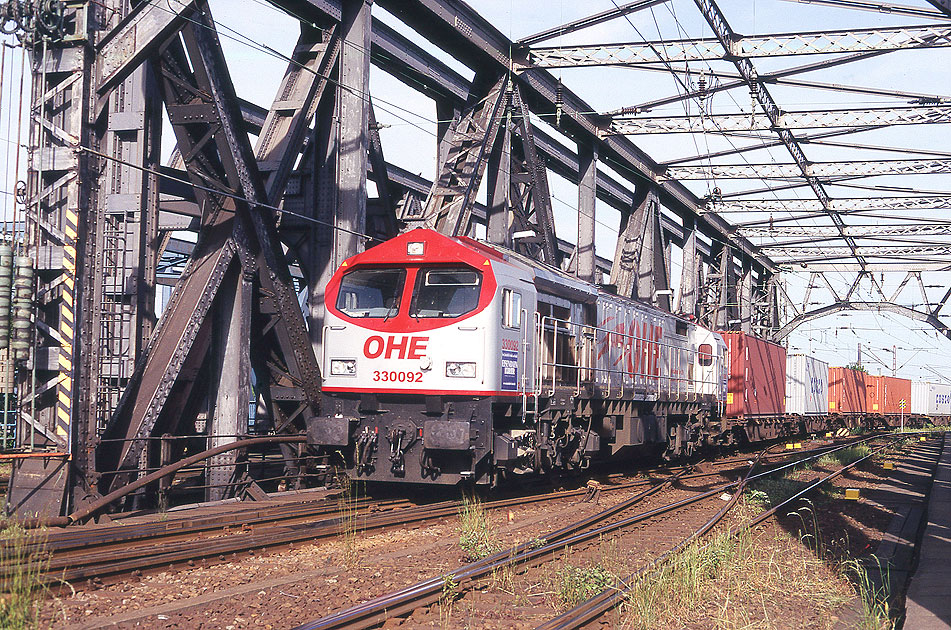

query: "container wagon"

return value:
[911, 381, 951, 423]
[786, 354, 829, 432]
[828, 366, 866, 425]
[865, 375, 912, 426]
[718, 331, 787, 441]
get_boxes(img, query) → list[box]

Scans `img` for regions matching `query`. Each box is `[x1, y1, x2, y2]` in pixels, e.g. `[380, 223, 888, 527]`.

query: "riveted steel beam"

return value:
[95, 0, 195, 97]
[611, 105, 951, 134]
[668, 159, 951, 179]
[528, 24, 951, 67]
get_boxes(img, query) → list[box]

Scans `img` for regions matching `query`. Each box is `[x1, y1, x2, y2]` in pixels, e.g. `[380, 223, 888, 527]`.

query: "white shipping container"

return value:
[911, 381, 951, 416]
[786, 354, 829, 416]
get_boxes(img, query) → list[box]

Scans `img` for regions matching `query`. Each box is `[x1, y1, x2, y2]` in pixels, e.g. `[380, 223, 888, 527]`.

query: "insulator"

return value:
[11, 256, 33, 362]
[0, 243, 13, 350]
[555, 80, 563, 127]
[697, 73, 707, 101]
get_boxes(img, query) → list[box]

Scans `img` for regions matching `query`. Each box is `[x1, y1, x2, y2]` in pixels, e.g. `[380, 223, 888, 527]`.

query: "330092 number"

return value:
[373, 370, 423, 383]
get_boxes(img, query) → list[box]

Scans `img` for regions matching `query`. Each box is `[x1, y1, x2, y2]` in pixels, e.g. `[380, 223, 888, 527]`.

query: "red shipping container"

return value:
[718, 332, 786, 418]
[829, 367, 866, 415]
[866, 375, 912, 415]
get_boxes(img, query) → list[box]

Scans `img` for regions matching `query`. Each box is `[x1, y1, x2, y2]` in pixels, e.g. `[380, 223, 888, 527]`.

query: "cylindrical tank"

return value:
[11, 255, 33, 361]
[0, 243, 13, 349]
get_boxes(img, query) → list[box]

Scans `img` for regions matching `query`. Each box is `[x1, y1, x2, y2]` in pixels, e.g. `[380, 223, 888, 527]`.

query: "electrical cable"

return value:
[76, 144, 383, 243]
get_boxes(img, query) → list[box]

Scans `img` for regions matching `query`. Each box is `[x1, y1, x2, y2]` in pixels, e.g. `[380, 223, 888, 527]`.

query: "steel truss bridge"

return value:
[2, 0, 949, 515]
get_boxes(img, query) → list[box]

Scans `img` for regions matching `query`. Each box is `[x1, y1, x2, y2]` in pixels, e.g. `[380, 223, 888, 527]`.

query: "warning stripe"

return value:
[54, 209, 78, 440]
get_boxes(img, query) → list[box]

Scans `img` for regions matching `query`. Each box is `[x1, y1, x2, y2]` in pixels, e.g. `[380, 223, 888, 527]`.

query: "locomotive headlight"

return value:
[446, 361, 476, 378]
[330, 359, 357, 376]
[406, 241, 425, 256]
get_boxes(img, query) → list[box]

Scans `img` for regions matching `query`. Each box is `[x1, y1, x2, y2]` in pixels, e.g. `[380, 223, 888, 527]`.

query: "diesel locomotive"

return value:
[308, 228, 733, 485]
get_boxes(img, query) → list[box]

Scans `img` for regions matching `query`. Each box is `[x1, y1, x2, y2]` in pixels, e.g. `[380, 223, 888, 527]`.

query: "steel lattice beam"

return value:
[739, 224, 951, 237]
[710, 196, 951, 212]
[527, 24, 951, 67]
[668, 159, 951, 179]
[782, 0, 951, 21]
[610, 105, 951, 134]
[693, 0, 859, 266]
[772, 245, 951, 257]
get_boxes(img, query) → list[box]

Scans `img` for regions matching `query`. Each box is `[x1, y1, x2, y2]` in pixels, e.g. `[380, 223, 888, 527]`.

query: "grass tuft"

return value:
[336, 475, 364, 567]
[818, 445, 872, 468]
[458, 494, 501, 562]
[556, 563, 617, 610]
[843, 559, 893, 630]
[621, 528, 853, 629]
[0, 523, 50, 630]
[745, 476, 813, 508]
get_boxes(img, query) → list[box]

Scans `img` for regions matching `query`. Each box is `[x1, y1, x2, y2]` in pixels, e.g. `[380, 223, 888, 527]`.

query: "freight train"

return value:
[306, 229, 934, 486]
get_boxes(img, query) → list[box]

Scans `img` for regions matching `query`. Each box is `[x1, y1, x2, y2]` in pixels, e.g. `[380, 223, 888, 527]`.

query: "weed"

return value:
[0, 523, 50, 629]
[458, 494, 501, 562]
[439, 574, 459, 629]
[621, 525, 853, 629]
[556, 563, 616, 610]
[746, 488, 770, 507]
[490, 560, 517, 594]
[818, 445, 872, 468]
[745, 476, 812, 508]
[336, 474, 363, 567]
[843, 559, 893, 630]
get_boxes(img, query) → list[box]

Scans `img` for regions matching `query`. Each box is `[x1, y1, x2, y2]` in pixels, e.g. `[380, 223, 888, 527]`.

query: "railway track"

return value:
[1, 434, 876, 590]
[5, 465, 714, 587]
[539, 432, 913, 630]
[290, 432, 905, 630]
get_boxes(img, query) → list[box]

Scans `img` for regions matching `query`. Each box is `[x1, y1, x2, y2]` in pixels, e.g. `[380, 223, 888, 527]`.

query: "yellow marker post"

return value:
[794, 442, 803, 449]
[786, 443, 795, 450]
[825, 432, 833, 438]
[920, 436, 927, 442]
[845, 489, 860, 500]
[884, 462, 894, 470]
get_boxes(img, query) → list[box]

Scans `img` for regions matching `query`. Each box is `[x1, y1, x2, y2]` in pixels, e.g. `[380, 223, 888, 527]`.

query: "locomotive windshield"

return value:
[410, 268, 482, 318]
[335, 268, 406, 318]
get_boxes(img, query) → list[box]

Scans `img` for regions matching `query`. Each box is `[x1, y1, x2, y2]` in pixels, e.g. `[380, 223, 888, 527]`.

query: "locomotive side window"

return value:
[335, 268, 406, 318]
[502, 289, 522, 328]
[410, 268, 482, 318]
[698, 343, 713, 367]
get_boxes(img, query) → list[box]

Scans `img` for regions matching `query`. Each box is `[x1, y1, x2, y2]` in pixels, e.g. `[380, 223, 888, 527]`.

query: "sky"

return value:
[1, 0, 950, 382]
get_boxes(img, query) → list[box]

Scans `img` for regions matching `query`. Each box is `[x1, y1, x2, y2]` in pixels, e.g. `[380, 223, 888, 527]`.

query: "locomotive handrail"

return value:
[534, 314, 719, 400]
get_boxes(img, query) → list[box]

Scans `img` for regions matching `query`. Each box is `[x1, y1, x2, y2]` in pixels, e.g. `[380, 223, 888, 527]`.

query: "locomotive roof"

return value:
[346, 229, 703, 322]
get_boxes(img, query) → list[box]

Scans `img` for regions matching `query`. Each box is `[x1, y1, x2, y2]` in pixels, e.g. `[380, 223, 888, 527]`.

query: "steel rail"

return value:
[287, 433, 886, 629]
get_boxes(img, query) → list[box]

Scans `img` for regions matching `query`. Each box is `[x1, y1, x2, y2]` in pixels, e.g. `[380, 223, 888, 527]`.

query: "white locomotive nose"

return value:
[419, 356, 432, 371]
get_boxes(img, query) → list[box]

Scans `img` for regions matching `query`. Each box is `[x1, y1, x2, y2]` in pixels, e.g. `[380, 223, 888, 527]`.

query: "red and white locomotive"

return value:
[308, 229, 729, 485]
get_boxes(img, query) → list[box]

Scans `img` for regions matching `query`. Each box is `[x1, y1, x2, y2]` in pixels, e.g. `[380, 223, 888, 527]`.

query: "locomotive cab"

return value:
[312, 230, 527, 485]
